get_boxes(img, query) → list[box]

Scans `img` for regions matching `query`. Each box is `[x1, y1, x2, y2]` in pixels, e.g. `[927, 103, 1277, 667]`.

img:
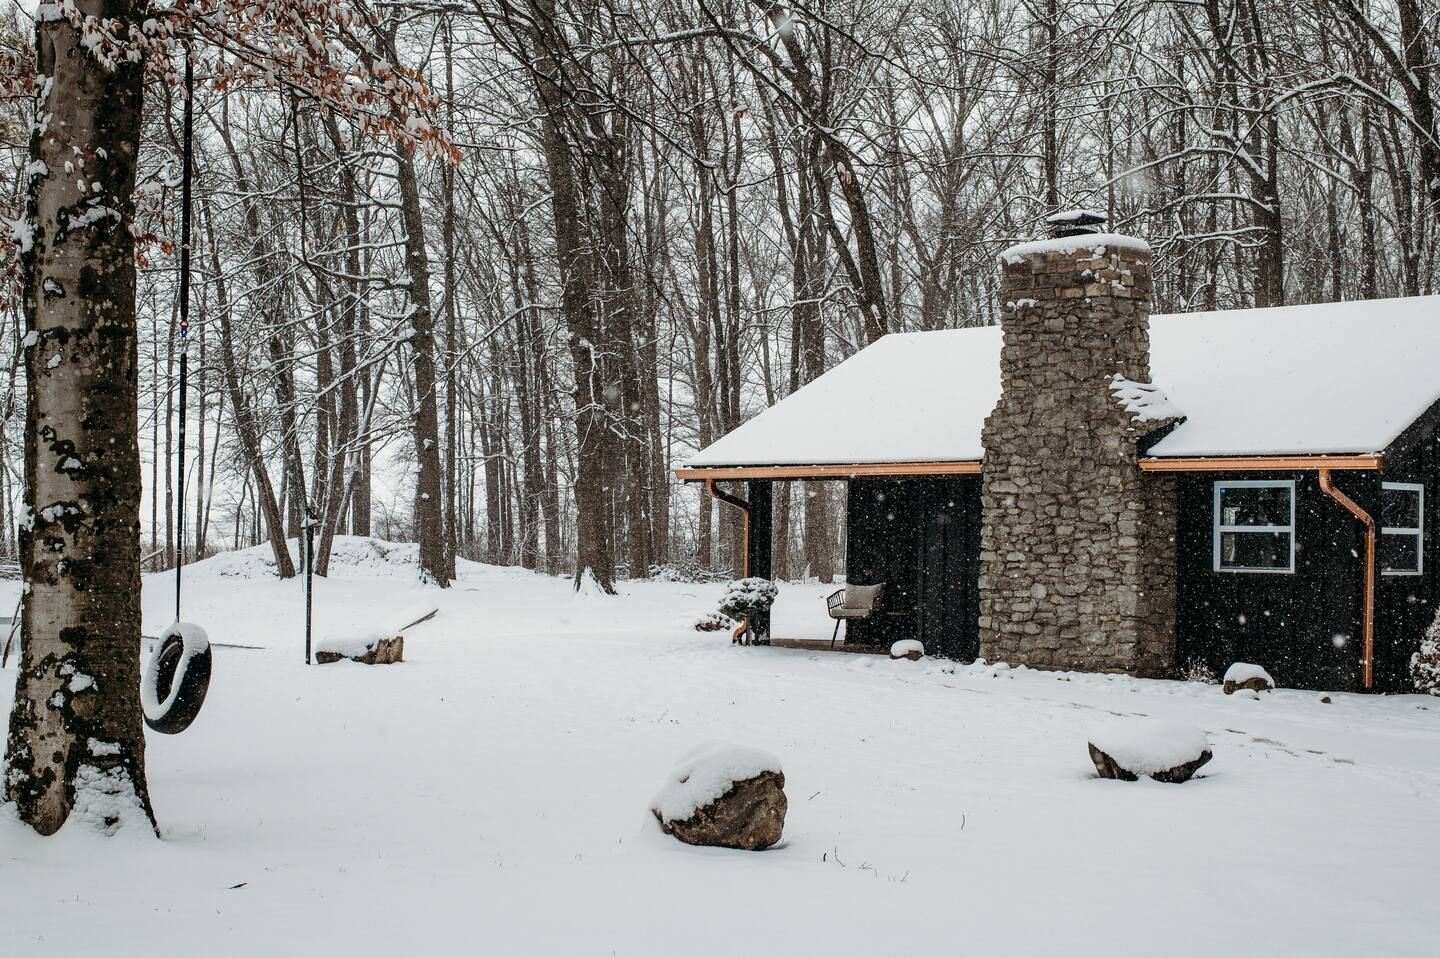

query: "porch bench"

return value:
[827, 583, 885, 649]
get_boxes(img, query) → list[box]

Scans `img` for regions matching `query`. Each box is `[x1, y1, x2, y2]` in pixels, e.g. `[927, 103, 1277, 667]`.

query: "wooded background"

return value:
[0, 0, 1436, 590]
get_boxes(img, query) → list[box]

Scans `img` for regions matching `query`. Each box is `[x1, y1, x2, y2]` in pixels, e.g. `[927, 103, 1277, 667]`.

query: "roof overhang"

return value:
[674, 460, 983, 482]
[676, 454, 1382, 482]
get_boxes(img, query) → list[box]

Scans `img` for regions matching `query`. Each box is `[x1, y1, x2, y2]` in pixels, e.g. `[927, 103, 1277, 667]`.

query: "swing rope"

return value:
[174, 49, 194, 622]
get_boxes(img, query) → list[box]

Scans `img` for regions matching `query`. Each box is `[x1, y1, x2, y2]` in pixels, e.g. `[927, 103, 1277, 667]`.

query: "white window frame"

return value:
[1381, 482, 1424, 577]
[1213, 479, 1296, 574]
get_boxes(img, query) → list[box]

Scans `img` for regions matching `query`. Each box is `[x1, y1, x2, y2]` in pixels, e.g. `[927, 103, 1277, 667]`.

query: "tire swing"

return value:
[143, 49, 211, 736]
[143, 623, 212, 734]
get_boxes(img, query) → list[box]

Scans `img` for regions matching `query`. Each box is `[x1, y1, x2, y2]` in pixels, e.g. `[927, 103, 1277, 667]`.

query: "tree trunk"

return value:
[395, 148, 454, 586]
[442, 23, 461, 567]
[5, 2, 155, 835]
[321, 118, 364, 565]
[524, 0, 617, 592]
[203, 205, 294, 577]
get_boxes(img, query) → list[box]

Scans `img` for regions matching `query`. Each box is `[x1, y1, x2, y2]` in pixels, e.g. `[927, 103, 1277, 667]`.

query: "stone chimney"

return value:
[977, 214, 1179, 677]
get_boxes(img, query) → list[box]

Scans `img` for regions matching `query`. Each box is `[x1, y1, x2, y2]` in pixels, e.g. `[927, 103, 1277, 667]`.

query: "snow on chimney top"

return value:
[1046, 208, 1107, 238]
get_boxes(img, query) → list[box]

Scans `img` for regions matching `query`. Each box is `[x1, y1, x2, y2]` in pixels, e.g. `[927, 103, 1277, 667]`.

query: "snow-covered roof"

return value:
[683, 295, 1440, 468]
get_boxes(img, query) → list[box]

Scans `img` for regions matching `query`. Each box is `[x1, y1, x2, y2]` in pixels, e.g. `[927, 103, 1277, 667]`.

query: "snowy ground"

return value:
[3, 537, 1439, 956]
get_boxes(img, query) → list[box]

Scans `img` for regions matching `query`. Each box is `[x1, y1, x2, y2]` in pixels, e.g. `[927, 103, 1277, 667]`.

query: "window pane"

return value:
[1381, 533, 1420, 574]
[1219, 485, 1291, 527]
[1381, 487, 1421, 530]
[1219, 531, 1291, 570]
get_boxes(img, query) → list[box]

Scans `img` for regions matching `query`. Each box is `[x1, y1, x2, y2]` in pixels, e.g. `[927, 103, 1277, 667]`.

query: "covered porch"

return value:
[678, 462, 985, 659]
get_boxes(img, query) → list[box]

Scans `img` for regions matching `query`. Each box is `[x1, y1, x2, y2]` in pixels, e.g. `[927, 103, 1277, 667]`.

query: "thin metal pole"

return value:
[304, 505, 315, 665]
[174, 48, 194, 622]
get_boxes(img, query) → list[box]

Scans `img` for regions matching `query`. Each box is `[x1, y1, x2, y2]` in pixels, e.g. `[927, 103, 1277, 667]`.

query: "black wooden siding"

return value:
[1373, 399, 1440, 690]
[843, 476, 981, 660]
[1174, 471, 1373, 691]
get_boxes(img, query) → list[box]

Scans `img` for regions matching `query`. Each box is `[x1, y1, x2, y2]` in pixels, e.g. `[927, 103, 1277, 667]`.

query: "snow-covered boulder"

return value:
[651, 742, 787, 850]
[1087, 720, 1212, 783]
[315, 630, 404, 665]
[890, 639, 925, 661]
[1223, 662, 1275, 695]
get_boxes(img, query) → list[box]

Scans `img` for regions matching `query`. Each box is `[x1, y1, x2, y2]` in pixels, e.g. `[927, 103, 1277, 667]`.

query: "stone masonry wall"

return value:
[977, 236, 1177, 677]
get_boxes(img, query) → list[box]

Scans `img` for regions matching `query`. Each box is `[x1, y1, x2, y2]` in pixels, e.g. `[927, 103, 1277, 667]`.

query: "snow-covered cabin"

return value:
[676, 224, 1440, 693]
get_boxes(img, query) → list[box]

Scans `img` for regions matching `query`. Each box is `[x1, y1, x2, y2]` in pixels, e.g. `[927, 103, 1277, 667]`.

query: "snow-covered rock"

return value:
[1087, 720, 1212, 783]
[890, 639, 925, 661]
[651, 742, 786, 850]
[1223, 662, 1275, 695]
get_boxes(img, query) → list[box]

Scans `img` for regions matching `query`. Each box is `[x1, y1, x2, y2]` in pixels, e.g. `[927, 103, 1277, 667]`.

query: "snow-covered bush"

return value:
[1181, 657, 1219, 685]
[648, 559, 729, 583]
[1411, 609, 1440, 695]
[718, 577, 778, 621]
[690, 611, 735, 633]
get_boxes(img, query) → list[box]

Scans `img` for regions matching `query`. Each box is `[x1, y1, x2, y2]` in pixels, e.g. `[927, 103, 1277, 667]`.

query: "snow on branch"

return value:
[29, 0, 456, 161]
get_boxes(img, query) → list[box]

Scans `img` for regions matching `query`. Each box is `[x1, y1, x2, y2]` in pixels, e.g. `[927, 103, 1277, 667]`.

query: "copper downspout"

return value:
[706, 479, 753, 643]
[1318, 469, 1376, 690]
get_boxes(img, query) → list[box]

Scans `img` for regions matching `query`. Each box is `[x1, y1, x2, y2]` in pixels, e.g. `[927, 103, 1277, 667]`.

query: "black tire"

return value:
[144, 628, 212, 734]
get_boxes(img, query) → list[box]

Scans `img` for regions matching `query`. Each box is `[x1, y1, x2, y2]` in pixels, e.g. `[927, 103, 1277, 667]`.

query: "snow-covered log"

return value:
[315, 631, 405, 665]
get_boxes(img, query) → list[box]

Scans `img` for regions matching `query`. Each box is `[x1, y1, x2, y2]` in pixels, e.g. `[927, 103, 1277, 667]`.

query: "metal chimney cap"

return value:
[1045, 208, 1107, 238]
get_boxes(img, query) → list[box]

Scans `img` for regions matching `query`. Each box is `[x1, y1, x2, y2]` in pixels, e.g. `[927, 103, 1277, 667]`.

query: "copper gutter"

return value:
[1140, 454, 1382, 473]
[1317, 469, 1376, 690]
[706, 479, 753, 644]
[678, 460, 982, 482]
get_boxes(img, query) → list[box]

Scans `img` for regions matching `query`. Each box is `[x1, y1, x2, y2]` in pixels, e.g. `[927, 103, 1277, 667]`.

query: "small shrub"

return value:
[1181, 658, 1219, 685]
[718, 577, 778, 621]
[1411, 608, 1440, 695]
[692, 611, 734, 633]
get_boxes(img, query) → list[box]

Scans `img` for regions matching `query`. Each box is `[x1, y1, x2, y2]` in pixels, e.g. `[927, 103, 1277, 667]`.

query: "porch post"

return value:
[746, 480, 773, 643]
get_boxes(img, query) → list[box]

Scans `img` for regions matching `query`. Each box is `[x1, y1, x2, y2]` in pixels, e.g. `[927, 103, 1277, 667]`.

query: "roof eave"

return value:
[674, 460, 984, 482]
[675, 453, 1384, 482]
